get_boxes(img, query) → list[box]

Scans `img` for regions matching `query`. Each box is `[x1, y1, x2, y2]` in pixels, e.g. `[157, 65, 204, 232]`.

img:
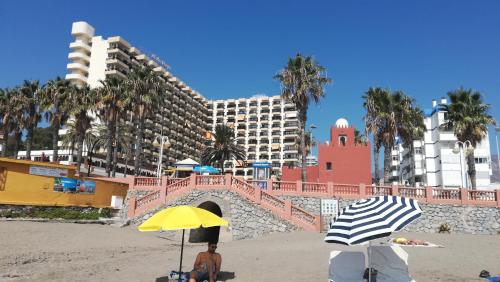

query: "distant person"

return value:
[189, 242, 221, 282]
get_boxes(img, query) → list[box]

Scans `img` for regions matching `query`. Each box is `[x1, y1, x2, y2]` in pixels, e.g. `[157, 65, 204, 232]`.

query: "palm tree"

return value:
[363, 87, 388, 184]
[363, 88, 415, 184]
[397, 101, 426, 185]
[0, 88, 26, 158]
[442, 88, 496, 189]
[65, 85, 98, 172]
[354, 129, 368, 145]
[62, 122, 103, 176]
[38, 77, 72, 162]
[20, 80, 42, 160]
[125, 66, 165, 176]
[96, 76, 129, 177]
[201, 124, 245, 173]
[274, 53, 331, 182]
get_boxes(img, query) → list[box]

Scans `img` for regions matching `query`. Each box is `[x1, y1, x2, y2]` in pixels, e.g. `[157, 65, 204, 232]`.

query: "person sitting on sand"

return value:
[189, 242, 221, 282]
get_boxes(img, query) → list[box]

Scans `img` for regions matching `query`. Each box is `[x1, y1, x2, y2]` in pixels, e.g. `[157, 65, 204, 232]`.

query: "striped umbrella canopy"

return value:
[324, 195, 422, 245]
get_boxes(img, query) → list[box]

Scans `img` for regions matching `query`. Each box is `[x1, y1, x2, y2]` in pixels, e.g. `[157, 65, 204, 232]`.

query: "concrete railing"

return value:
[127, 175, 320, 231]
[270, 181, 500, 207]
[127, 176, 499, 232]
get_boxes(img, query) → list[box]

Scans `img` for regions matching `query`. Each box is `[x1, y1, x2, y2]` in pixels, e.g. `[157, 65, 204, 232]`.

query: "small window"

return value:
[392, 156, 398, 161]
[338, 135, 347, 146]
[326, 162, 332, 171]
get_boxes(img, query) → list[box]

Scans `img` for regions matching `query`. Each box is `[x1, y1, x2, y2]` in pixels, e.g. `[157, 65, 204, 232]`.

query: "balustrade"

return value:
[303, 182, 328, 194]
[196, 175, 226, 186]
[134, 177, 161, 187]
[261, 191, 285, 210]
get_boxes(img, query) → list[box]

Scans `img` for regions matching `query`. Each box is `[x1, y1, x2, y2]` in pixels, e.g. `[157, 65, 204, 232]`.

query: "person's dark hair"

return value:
[208, 241, 218, 246]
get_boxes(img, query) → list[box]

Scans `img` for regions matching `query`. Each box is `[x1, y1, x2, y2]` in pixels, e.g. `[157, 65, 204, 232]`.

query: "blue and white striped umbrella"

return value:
[324, 195, 422, 245]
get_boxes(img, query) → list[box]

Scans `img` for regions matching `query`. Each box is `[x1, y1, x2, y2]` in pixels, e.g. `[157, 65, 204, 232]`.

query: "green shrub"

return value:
[0, 207, 103, 220]
[99, 208, 113, 218]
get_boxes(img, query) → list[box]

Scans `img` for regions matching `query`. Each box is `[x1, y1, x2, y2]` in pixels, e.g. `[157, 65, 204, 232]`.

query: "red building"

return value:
[281, 118, 371, 185]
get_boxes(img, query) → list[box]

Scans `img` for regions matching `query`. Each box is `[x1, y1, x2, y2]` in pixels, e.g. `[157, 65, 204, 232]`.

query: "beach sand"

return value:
[0, 221, 499, 281]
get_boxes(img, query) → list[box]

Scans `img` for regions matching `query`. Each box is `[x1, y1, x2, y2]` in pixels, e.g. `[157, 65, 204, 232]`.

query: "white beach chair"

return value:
[369, 245, 415, 282]
[328, 251, 365, 282]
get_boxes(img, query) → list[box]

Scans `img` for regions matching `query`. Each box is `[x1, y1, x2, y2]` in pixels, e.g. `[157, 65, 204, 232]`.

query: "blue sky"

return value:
[1, 0, 499, 160]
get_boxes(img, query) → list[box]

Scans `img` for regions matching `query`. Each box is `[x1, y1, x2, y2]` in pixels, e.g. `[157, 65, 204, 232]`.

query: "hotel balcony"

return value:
[69, 41, 91, 53]
[104, 69, 127, 79]
[67, 62, 89, 74]
[65, 73, 87, 84]
[68, 52, 90, 63]
[106, 58, 130, 71]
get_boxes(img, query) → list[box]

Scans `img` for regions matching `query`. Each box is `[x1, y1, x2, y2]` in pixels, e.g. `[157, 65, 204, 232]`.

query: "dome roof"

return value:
[335, 118, 349, 128]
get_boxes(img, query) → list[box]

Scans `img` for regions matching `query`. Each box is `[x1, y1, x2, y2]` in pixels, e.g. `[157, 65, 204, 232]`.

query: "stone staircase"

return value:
[127, 174, 321, 231]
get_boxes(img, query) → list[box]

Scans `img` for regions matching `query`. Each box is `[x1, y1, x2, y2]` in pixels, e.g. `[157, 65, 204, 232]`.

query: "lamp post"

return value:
[453, 140, 472, 189]
[495, 127, 500, 173]
[309, 124, 317, 160]
[153, 135, 170, 179]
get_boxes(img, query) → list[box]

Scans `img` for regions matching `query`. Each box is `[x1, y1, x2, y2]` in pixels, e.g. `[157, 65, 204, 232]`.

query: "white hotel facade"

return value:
[390, 98, 492, 188]
[20, 21, 300, 178]
[207, 97, 300, 178]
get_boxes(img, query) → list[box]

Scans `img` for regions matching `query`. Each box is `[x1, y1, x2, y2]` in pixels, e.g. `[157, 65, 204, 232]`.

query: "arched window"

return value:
[339, 135, 347, 146]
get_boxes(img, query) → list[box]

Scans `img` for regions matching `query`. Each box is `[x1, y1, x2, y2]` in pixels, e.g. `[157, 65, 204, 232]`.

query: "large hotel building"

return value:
[58, 21, 299, 178]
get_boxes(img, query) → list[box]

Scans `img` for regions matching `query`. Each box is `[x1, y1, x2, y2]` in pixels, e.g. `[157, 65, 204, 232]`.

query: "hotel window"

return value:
[326, 162, 332, 171]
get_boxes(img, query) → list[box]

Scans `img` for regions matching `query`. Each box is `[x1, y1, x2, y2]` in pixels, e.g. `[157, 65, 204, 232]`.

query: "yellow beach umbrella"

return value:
[138, 205, 229, 281]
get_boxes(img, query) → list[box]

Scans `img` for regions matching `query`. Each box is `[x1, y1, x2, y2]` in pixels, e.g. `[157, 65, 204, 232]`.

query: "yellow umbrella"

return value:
[138, 205, 229, 281]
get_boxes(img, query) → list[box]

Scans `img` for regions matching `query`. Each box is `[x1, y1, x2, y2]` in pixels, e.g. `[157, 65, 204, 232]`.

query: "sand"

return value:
[0, 221, 499, 281]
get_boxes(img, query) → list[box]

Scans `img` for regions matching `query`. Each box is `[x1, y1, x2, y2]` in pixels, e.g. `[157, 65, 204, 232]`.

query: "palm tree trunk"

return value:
[87, 153, 92, 176]
[26, 126, 34, 160]
[134, 116, 145, 176]
[123, 152, 129, 178]
[52, 121, 60, 162]
[410, 143, 416, 186]
[111, 119, 120, 177]
[1, 132, 8, 157]
[76, 137, 84, 174]
[466, 150, 476, 189]
[105, 117, 116, 177]
[383, 145, 392, 184]
[373, 146, 379, 184]
[13, 130, 22, 159]
[111, 147, 118, 177]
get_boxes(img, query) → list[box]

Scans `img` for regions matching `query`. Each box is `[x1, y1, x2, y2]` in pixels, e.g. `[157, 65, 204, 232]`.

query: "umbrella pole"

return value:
[368, 240, 372, 282]
[178, 229, 185, 282]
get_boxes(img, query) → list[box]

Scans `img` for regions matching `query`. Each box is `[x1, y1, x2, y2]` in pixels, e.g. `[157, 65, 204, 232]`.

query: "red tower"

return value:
[281, 118, 372, 185]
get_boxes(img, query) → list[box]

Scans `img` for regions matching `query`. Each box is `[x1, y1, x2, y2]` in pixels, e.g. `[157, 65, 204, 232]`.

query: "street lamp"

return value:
[453, 140, 473, 189]
[495, 127, 500, 173]
[153, 135, 171, 179]
[309, 124, 317, 158]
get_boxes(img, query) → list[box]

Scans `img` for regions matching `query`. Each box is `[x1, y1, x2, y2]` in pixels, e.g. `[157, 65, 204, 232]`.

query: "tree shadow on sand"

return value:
[155, 271, 236, 281]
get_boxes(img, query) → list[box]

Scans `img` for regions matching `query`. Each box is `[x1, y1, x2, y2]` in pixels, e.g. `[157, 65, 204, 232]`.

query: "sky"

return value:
[1, 0, 499, 163]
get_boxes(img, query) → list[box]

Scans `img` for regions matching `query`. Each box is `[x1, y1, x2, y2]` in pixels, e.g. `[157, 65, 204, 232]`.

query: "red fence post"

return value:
[189, 173, 197, 188]
[425, 187, 433, 204]
[359, 183, 366, 199]
[296, 180, 303, 194]
[314, 215, 322, 232]
[267, 179, 273, 191]
[391, 184, 399, 196]
[127, 197, 136, 218]
[460, 188, 469, 205]
[496, 189, 500, 207]
[284, 201, 292, 219]
[224, 173, 233, 188]
[254, 188, 261, 204]
[327, 182, 334, 197]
